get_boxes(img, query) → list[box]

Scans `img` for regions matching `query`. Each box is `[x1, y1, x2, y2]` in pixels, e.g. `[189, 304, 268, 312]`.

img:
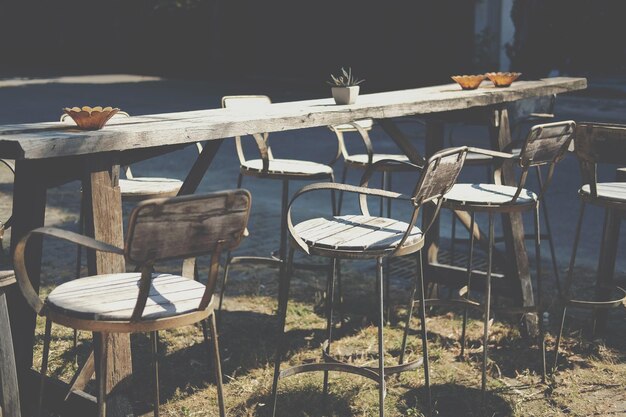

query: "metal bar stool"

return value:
[14, 191, 251, 417]
[219, 95, 337, 318]
[402, 120, 575, 409]
[270, 147, 469, 417]
[333, 119, 423, 217]
[449, 96, 561, 291]
[553, 122, 626, 370]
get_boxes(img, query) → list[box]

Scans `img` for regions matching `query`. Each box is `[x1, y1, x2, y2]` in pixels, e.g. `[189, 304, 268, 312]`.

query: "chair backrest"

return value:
[125, 190, 251, 264]
[222, 95, 272, 109]
[412, 147, 468, 205]
[221, 95, 273, 165]
[517, 120, 576, 167]
[574, 122, 626, 196]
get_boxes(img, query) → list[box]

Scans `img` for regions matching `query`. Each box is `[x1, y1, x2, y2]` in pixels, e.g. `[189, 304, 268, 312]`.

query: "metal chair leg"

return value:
[379, 172, 386, 217]
[337, 165, 348, 215]
[271, 247, 295, 417]
[536, 166, 561, 294]
[217, 254, 232, 327]
[481, 213, 494, 407]
[330, 173, 337, 216]
[376, 257, 386, 417]
[399, 252, 419, 365]
[278, 180, 289, 264]
[322, 258, 337, 397]
[460, 211, 476, 360]
[208, 314, 226, 417]
[37, 318, 52, 417]
[416, 250, 432, 417]
[554, 201, 586, 371]
[150, 331, 160, 417]
[94, 333, 108, 417]
[553, 306, 567, 372]
[533, 204, 547, 382]
[386, 172, 393, 218]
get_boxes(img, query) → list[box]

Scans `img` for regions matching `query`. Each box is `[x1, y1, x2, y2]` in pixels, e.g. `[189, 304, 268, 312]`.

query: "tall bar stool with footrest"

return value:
[218, 95, 337, 316]
[402, 120, 576, 409]
[553, 122, 626, 370]
[14, 190, 251, 417]
[332, 119, 424, 217]
[270, 147, 469, 417]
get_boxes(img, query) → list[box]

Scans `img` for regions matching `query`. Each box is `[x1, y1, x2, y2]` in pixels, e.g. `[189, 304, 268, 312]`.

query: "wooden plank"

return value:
[0, 290, 20, 417]
[81, 161, 133, 417]
[0, 78, 586, 161]
[6, 160, 47, 406]
[488, 108, 538, 336]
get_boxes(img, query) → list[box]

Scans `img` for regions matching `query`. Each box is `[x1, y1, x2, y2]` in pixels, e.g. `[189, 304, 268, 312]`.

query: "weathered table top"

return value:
[0, 77, 586, 160]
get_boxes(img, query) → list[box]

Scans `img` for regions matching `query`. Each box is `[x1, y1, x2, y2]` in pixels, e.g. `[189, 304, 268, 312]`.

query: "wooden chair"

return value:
[66, 112, 205, 350]
[218, 95, 336, 317]
[332, 119, 423, 217]
[448, 96, 562, 290]
[270, 147, 469, 417]
[414, 120, 575, 408]
[553, 122, 626, 370]
[0, 158, 21, 417]
[14, 190, 251, 417]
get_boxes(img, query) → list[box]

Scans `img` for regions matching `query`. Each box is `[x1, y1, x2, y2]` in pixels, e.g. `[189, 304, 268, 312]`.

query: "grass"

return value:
[32, 256, 626, 417]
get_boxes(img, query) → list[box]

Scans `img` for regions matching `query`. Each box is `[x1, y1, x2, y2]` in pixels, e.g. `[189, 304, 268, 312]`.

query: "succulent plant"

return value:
[327, 67, 365, 87]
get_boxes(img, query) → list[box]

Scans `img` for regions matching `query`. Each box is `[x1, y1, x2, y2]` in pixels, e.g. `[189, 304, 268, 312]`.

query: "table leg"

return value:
[82, 163, 133, 416]
[593, 208, 621, 336]
[7, 160, 47, 414]
[0, 289, 21, 417]
[488, 108, 538, 335]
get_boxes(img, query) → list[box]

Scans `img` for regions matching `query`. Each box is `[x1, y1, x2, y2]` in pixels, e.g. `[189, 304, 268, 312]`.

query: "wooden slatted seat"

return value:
[46, 273, 210, 322]
[295, 215, 423, 255]
[15, 191, 251, 417]
[344, 153, 411, 168]
[241, 158, 333, 178]
[579, 182, 626, 204]
[443, 183, 537, 210]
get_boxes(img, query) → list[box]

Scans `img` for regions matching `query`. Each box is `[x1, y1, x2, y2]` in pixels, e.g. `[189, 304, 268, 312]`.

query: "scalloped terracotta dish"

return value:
[485, 72, 522, 87]
[451, 74, 486, 90]
[62, 106, 120, 130]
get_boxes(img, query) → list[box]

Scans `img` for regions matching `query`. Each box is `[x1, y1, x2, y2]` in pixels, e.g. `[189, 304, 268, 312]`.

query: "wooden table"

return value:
[0, 76, 586, 416]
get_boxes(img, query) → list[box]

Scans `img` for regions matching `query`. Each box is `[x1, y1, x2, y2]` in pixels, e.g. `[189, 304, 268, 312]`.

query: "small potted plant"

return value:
[327, 67, 365, 105]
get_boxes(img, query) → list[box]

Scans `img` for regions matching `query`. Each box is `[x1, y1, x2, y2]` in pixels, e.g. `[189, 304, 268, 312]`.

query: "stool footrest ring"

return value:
[562, 285, 626, 309]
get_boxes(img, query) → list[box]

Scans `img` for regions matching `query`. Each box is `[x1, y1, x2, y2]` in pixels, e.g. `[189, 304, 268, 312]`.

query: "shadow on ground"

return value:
[401, 383, 514, 417]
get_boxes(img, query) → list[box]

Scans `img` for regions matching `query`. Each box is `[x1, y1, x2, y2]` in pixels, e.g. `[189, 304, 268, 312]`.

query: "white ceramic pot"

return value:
[331, 86, 360, 105]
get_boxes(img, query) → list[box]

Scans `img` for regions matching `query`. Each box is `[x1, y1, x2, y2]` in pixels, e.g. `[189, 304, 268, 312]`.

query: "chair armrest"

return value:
[329, 121, 374, 166]
[0, 159, 15, 230]
[13, 227, 124, 314]
[466, 147, 517, 160]
[287, 182, 412, 254]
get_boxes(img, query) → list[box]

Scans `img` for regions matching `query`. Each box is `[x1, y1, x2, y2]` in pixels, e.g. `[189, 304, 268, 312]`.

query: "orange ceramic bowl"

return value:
[485, 72, 522, 87]
[62, 106, 120, 130]
[451, 74, 486, 90]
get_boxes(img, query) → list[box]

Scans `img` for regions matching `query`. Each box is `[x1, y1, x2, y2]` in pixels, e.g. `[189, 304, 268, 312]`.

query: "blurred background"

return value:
[1, 0, 624, 93]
